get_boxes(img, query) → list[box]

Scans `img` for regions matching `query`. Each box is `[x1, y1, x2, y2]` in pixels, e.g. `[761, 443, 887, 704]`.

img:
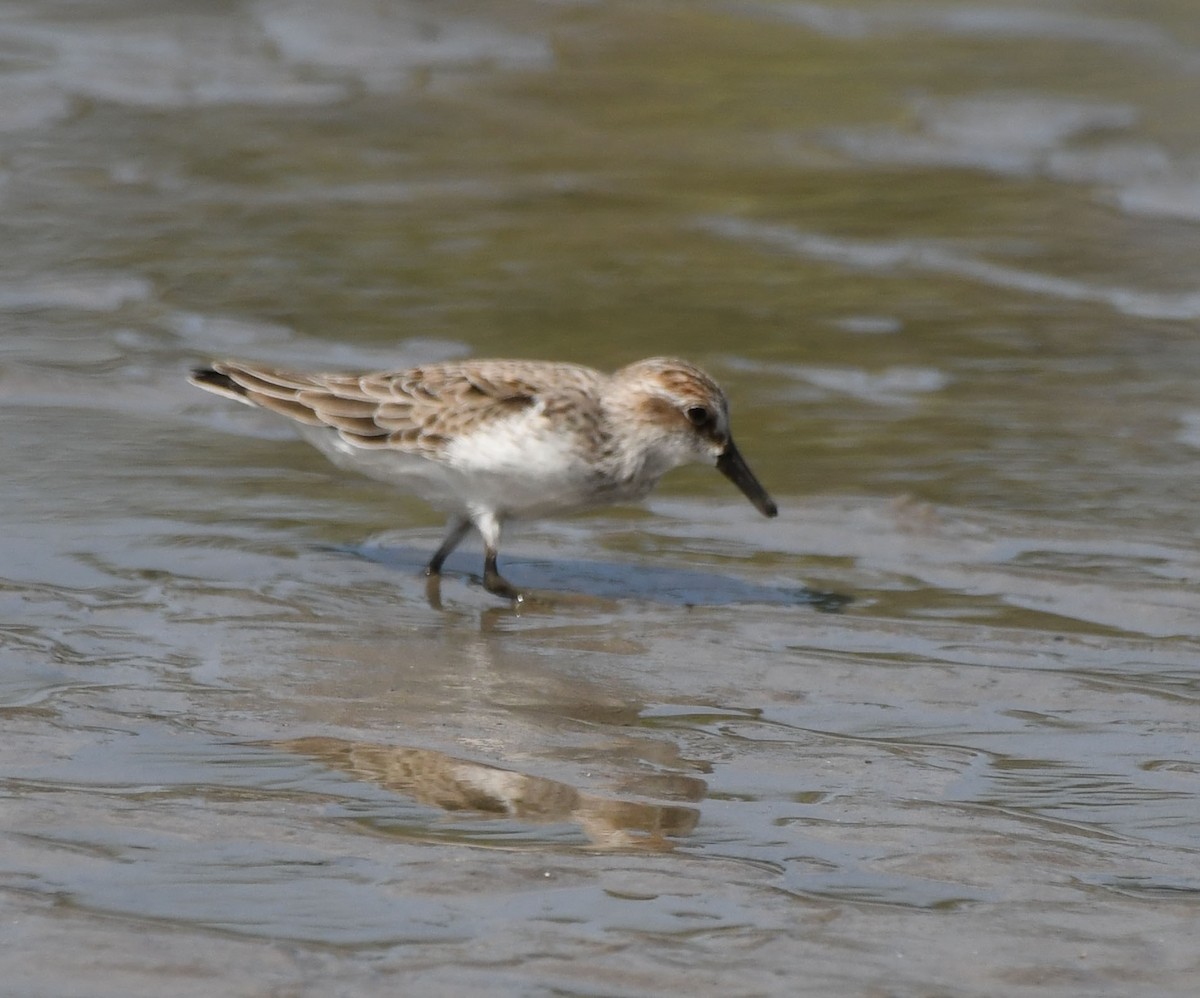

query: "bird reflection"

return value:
[278, 735, 701, 851]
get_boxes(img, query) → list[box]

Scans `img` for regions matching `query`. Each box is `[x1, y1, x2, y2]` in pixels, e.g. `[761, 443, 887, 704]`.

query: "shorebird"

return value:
[189, 356, 777, 599]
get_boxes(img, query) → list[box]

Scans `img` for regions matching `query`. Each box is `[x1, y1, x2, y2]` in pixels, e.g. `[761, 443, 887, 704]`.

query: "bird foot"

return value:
[483, 568, 526, 602]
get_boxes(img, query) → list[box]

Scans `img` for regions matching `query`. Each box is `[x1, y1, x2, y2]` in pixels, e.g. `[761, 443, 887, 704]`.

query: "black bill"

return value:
[716, 439, 778, 518]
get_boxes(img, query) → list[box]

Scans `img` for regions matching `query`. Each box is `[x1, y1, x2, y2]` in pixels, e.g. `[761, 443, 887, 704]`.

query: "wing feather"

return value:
[190, 358, 606, 456]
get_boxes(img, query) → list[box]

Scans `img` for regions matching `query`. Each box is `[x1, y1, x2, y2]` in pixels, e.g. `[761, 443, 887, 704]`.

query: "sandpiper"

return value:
[189, 356, 777, 599]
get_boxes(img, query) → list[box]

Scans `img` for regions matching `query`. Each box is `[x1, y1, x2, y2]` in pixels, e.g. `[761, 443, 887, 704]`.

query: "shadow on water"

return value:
[327, 542, 853, 612]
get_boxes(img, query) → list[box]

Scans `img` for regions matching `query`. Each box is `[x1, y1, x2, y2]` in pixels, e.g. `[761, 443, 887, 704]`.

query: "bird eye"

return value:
[685, 405, 709, 427]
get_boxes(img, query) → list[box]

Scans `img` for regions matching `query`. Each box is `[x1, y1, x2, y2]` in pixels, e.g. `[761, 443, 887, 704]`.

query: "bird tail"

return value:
[189, 367, 250, 401]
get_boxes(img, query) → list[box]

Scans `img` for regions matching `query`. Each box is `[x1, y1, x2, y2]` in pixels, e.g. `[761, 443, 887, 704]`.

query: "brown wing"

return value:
[189, 359, 603, 456]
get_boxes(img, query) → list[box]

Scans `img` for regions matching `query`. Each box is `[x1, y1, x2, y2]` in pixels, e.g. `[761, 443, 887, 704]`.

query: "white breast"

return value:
[442, 405, 600, 518]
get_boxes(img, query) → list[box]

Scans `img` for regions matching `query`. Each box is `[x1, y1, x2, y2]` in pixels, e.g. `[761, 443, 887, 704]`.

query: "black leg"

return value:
[482, 545, 522, 600]
[425, 516, 470, 577]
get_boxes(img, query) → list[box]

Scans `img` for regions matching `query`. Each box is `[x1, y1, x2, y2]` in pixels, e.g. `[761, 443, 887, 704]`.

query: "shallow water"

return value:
[3, 1, 1200, 995]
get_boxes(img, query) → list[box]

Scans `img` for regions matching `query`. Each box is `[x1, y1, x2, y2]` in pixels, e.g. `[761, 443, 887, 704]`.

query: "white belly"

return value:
[296, 412, 630, 520]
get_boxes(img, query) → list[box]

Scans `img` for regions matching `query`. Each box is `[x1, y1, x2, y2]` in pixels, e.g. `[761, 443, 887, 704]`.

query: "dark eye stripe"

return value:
[686, 405, 709, 426]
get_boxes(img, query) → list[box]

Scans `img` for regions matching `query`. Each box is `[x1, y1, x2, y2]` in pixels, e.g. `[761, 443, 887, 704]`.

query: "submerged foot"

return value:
[423, 571, 445, 610]
[422, 559, 525, 604]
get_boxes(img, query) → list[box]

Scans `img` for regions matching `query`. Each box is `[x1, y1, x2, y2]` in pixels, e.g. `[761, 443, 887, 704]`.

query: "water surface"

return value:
[3, 1, 1200, 995]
